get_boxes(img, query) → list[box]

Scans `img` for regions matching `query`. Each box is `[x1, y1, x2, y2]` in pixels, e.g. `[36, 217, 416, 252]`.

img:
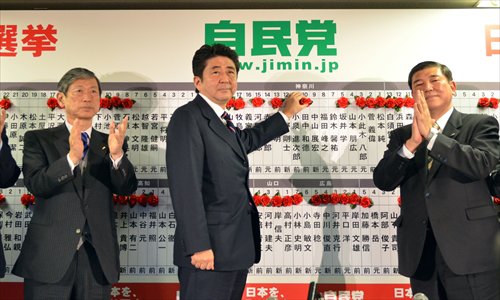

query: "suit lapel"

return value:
[195, 96, 246, 160]
[53, 124, 70, 158]
[427, 109, 461, 180]
[52, 124, 85, 200]
[81, 129, 108, 200]
[87, 129, 108, 170]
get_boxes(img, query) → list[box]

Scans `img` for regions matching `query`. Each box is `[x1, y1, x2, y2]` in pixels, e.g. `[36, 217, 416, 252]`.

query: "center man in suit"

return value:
[0, 108, 21, 279]
[12, 68, 138, 299]
[166, 44, 309, 299]
[373, 61, 499, 299]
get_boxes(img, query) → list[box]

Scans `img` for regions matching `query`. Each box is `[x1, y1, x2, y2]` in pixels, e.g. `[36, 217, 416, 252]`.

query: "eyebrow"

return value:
[209, 65, 235, 70]
[413, 74, 441, 85]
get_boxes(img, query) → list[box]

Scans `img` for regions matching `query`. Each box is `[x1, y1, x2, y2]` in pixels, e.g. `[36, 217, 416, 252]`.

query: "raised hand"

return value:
[108, 116, 129, 159]
[281, 91, 309, 119]
[413, 90, 434, 139]
[69, 118, 85, 165]
[0, 109, 6, 135]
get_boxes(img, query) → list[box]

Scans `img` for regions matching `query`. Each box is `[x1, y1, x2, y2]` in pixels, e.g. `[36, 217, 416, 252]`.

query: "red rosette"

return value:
[147, 194, 159, 206]
[299, 97, 313, 107]
[291, 193, 303, 205]
[260, 194, 271, 206]
[121, 98, 135, 109]
[270, 97, 284, 109]
[336, 96, 350, 108]
[46, 97, 60, 110]
[233, 97, 245, 110]
[250, 97, 265, 107]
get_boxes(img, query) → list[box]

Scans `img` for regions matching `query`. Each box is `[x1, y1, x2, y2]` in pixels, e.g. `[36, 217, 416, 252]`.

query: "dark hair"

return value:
[192, 44, 239, 93]
[57, 67, 102, 95]
[407, 61, 453, 89]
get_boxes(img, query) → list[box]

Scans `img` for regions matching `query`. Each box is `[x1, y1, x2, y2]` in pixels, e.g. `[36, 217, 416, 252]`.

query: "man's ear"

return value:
[193, 76, 202, 89]
[56, 91, 65, 108]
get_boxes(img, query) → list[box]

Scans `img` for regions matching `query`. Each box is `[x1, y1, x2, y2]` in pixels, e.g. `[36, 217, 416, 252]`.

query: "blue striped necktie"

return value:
[81, 132, 89, 160]
[221, 111, 237, 133]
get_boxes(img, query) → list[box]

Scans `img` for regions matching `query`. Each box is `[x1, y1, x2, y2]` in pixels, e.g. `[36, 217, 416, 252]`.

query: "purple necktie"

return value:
[221, 111, 237, 133]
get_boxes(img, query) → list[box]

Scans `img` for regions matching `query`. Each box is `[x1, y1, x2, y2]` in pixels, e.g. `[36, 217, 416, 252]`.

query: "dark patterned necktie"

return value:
[221, 111, 237, 133]
[81, 132, 89, 160]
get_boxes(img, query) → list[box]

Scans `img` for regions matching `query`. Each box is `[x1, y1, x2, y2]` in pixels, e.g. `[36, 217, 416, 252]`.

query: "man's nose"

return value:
[423, 81, 433, 91]
[219, 72, 230, 83]
[82, 90, 94, 101]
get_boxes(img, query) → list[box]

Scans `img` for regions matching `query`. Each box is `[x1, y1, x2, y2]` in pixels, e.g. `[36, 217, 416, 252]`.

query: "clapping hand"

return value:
[108, 116, 129, 159]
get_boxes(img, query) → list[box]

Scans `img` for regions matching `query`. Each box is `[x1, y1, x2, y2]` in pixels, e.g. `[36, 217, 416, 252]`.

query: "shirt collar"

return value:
[199, 93, 227, 121]
[435, 107, 454, 132]
[65, 121, 92, 138]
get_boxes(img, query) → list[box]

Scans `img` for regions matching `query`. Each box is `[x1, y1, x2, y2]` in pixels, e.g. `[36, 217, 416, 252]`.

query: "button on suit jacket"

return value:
[373, 109, 500, 277]
[166, 95, 289, 271]
[12, 124, 138, 284]
[0, 128, 21, 278]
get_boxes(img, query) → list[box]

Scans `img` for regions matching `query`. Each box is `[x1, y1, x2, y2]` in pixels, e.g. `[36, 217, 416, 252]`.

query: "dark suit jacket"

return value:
[0, 128, 21, 278]
[12, 124, 137, 284]
[488, 162, 500, 198]
[373, 109, 499, 277]
[166, 95, 289, 271]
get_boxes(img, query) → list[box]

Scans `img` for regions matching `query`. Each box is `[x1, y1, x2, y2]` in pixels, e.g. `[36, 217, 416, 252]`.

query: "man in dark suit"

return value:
[489, 163, 500, 198]
[166, 44, 308, 300]
[0, 108, 21, 278]
[12, 68, 138, 299]
[373, 61, 499, 299]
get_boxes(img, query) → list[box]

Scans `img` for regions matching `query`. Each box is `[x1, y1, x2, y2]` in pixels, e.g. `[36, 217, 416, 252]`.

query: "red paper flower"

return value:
[147, 193, 159, 206]
[253, 192, 262, 206]
[128, 194, 138, 207]
[490, 97, 499, 108]
[117, 195, 129, 205]
[292, 193, 303, 205]
[375, 96, 386, 108]
[336, 96, 350, 108]
[271, 192, 283, 207]
[260, 193, 271, 206]
[349, 193, 361, 206]
[309, 192, 373, 209]
[366, 97, 377, 108]
[330, 193, 340, 205]
[250, 97, 265, 107]
[46, 97, 62, 111]
[20, 193, 35, 208]
[299, 97, 313, 107]
[394, 97, 405, 110]
[385, 97, 396, 109]
[0, 96, 12, 110]
[100, 97, 112, 109]
[0, 193, 6, 204]
[355, 96, 367, 109]
[226, 97, 236, 110]
[138, 194, 148, 207]
[110, 96, 122, 108]
[270, 97, 284, 109]
[477, 97, 490, 108]
[339, 193, 349, 205]
[282, 195, 293, 207]
[493, 196, 500, 206]
[233, 97, 245, 110]
[359, 196, 373, 208]
[121, 98, 135, 109]
[100, 95, 135, 109]
[404, 96, 415, 107]
[309, 194, 322, 206]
